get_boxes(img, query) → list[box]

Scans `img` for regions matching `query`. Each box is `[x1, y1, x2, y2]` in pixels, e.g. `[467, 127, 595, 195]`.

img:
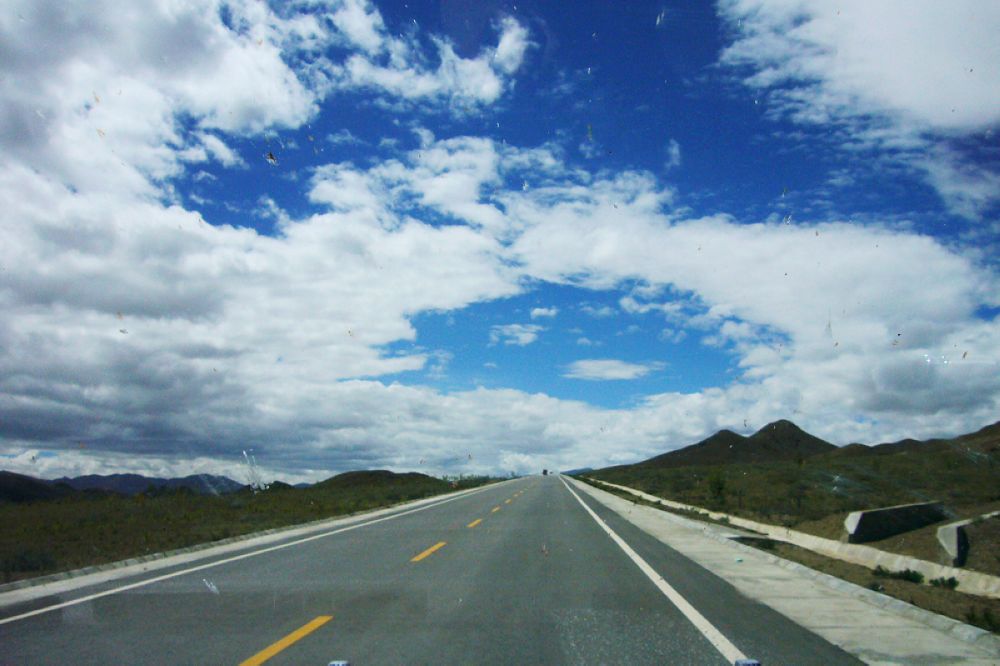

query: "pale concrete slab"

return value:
[570, 478, 1000, 666]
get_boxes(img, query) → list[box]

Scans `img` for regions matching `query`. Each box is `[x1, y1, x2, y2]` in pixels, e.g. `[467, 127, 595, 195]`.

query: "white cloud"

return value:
[530, 307, 558, 319]
[918, 148, 1000, 221]
[490, 324, 544, 346]
[659, 328, 687, 344]
[506, 165, 1000, 431]
[719, 0, 1000, 132]
[330, 0, 386, 55]
[717, 0, 1000, 218]
[7, 117, 996, 478]
[327, 128, 363, 146]
[329, 12, 530, 111]
[492, 17, 531, 74]
[426, 350, 453, 380]
[565, 360, 661, 381]
[665, 139, 681, 169]
[2, 0, 998, 481]
[581, 304, 617, 318]
[199, 133, 244, 167]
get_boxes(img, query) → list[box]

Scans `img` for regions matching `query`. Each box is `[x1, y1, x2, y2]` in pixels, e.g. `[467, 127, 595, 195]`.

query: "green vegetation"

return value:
[931, 576, 960, 590]
[0, 470, 498, 584]
[873, 566, 924, 584]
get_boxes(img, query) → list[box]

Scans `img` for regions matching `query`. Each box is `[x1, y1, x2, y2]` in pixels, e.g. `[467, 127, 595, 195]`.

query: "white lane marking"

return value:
[559, 476, 747, 664]
[0, 482, 505, 626]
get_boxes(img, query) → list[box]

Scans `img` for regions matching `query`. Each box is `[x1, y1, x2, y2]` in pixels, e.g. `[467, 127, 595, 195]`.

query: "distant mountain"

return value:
[636, 420, 836, 469]
[51, 473, 245, 496]
[0, 471, 76, 503]
[562, 467, 594, 475]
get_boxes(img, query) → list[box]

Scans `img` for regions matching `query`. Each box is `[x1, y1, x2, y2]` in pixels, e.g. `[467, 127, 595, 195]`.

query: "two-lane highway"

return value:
[0, 475, 859, 664]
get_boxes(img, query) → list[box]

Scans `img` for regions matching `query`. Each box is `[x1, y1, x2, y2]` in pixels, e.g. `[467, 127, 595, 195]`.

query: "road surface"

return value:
[0, 475, 859, 664]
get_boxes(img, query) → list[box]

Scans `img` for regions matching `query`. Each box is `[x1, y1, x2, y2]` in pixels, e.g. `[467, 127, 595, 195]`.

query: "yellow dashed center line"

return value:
[505, 499, 512, 504]
[467, 518, 482, 528]
[491, 506, 501, 513]
[239, 615, 332, 666]
[411, 541, 447, 562]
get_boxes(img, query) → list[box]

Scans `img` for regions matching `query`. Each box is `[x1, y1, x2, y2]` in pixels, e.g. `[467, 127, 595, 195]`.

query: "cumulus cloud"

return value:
[530, 307, 558, 319]
[490, 324, 544, 346]
[330, 0, 386, 55]
[565, 360, 662, 381]
[717, 0, 1000, 218]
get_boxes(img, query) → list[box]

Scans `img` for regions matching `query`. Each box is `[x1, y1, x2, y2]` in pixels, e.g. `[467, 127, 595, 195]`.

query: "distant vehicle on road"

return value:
[542, 469, 548, 476]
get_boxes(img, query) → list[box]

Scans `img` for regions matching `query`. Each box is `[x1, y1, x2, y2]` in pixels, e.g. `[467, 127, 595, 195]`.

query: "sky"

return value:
[1, 0, 999, 484]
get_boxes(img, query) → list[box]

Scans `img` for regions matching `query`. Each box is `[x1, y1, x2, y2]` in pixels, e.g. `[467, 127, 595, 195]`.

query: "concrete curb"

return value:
[578, 478, 1000, 654]
[586, 478, 1000, 599]
[0, 482, 499, 597]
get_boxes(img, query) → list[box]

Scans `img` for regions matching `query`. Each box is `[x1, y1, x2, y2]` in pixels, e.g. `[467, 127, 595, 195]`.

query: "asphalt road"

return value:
[0, 475, 860, 665]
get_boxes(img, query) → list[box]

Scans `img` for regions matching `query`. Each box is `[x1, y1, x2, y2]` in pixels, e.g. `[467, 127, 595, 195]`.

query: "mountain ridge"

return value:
[635, 419, 836, 469]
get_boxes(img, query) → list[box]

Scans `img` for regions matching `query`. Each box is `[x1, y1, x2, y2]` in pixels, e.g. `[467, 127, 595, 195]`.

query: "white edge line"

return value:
[0, 482, 500, 626]
[560, 475, 747, 664]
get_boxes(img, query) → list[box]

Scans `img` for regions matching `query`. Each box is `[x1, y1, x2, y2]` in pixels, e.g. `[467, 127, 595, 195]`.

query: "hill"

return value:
[52, 473, 245, 496]
[315, 469, 441, 489]
[816, 420, 1000, 460]
[637, 419, 835, 469]
[587, 419, 1000, 532]
[0, 471, 75, 503]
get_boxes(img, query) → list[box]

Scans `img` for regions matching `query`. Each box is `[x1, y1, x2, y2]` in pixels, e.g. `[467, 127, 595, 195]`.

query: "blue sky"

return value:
[1, 0, 998, 482]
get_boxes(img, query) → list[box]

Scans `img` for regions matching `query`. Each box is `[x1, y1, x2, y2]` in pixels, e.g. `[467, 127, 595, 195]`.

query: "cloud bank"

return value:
[1, 0, 997, 483]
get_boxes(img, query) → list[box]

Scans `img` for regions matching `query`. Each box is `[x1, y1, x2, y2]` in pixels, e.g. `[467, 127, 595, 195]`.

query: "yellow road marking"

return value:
[467, 518, 482, 528]
[239, 615, 332, 666]
[491, 506, 501, 513]
[411, 541, 447, 562]
[505, 499, 512, 504]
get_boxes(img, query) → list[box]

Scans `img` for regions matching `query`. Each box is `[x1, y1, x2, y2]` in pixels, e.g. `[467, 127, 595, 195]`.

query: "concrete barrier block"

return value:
[936, 522, 969, 567]
[937, 510, 1000, 567]
[844, 501, 947, 543]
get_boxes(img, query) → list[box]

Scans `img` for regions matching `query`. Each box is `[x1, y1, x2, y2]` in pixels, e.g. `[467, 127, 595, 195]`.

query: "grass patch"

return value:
[1, 471, 500, 584]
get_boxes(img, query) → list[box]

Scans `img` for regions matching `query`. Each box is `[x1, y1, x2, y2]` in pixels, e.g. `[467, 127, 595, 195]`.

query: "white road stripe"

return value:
[560, 476, 747, 665]
[0, 482, 501, 626]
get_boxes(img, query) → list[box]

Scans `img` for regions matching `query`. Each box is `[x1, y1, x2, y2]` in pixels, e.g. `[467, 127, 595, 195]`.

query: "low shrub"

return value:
[930, 576, 959, 590]
[874, 565, 924, 584]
